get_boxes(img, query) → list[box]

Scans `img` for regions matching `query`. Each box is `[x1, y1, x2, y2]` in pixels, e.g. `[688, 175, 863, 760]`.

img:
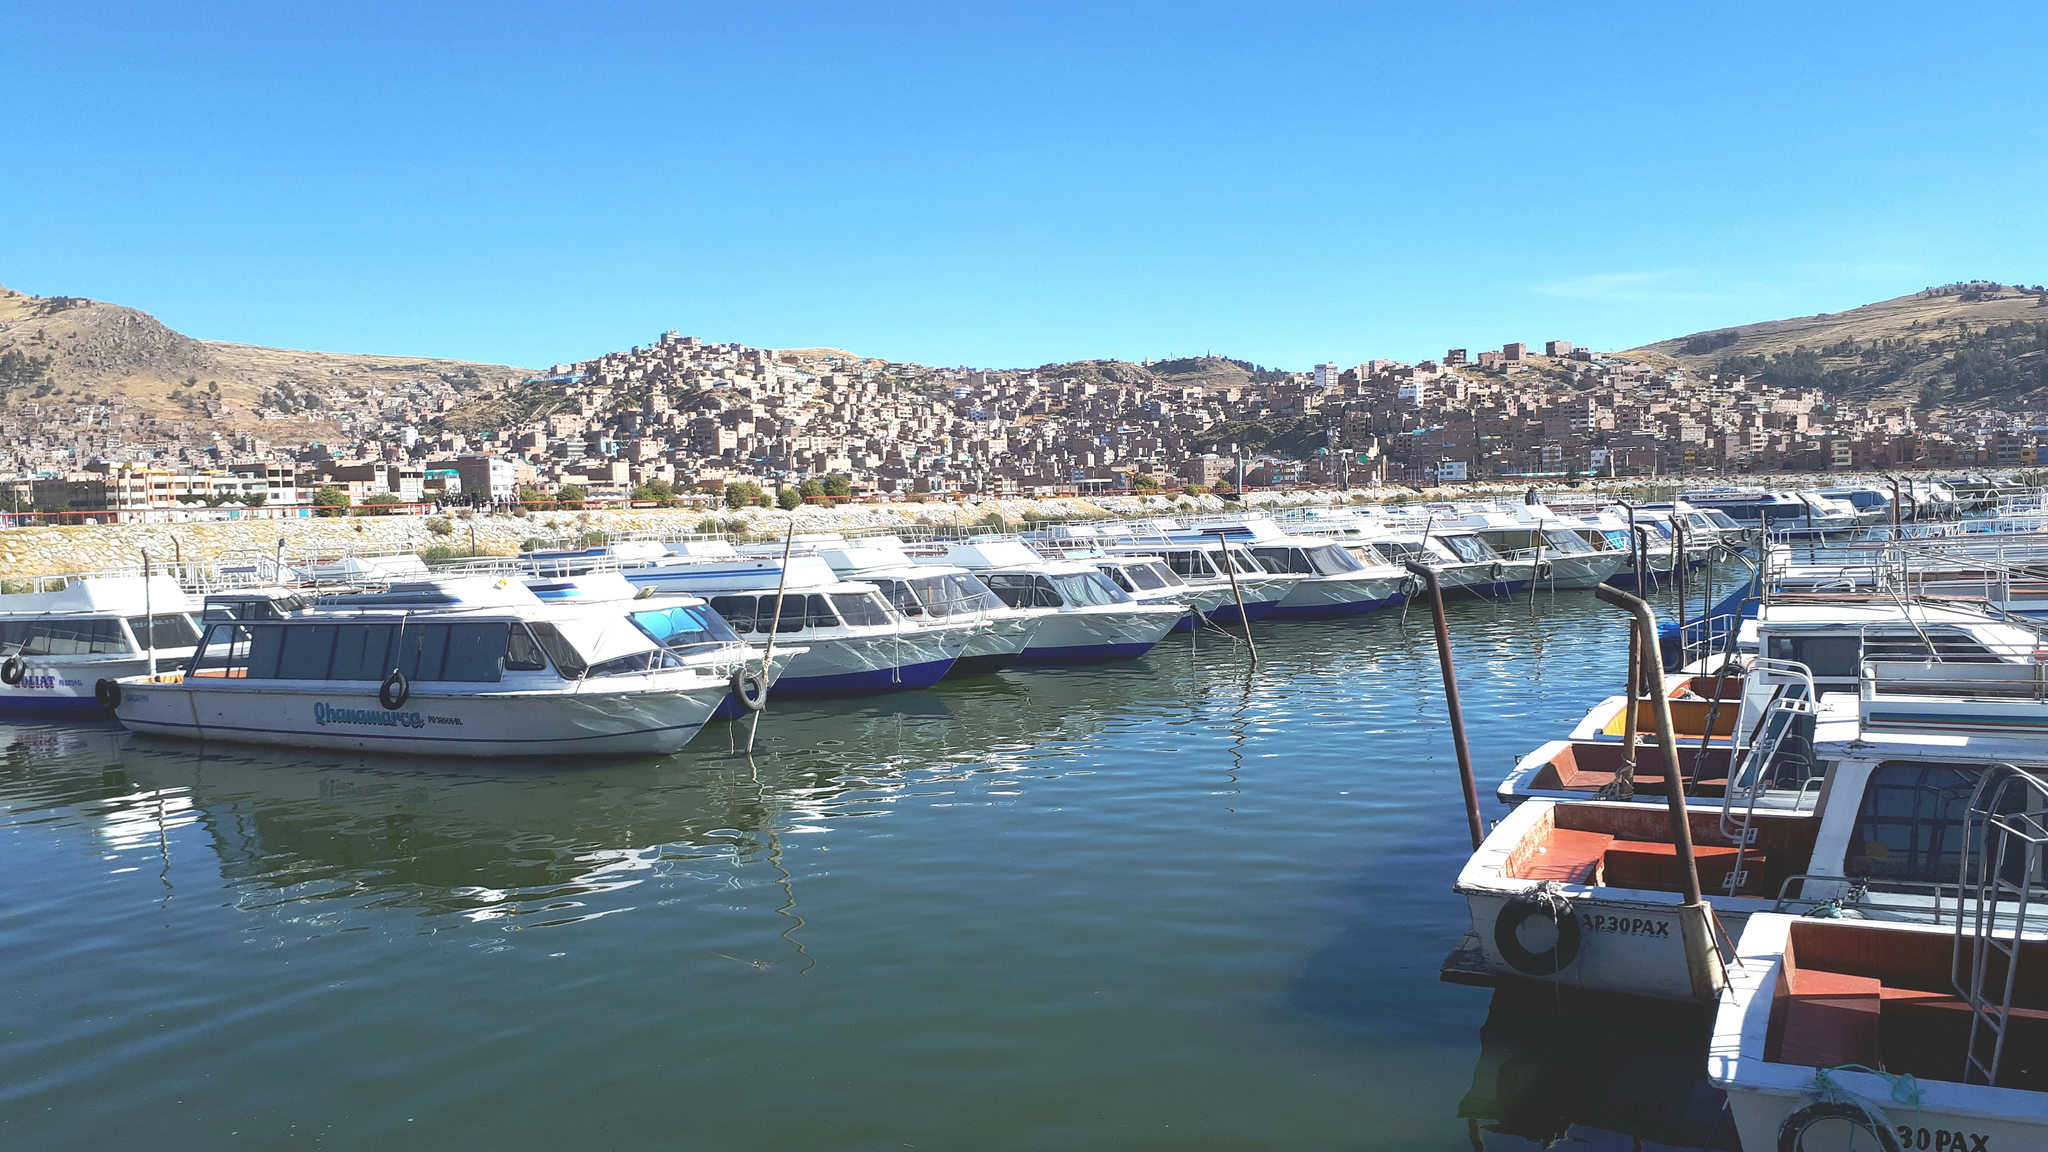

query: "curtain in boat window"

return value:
[0, 618, 131, 656]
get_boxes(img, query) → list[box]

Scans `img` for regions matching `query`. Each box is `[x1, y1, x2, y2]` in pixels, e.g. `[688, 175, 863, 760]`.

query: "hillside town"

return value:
[1, 323, 2041, 518]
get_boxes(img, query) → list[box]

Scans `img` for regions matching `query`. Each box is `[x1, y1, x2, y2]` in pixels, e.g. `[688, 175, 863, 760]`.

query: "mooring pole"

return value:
[1405, 559, 1483, 850]
[747, 519, 799, 756]
[1596, 581, 1719, 1002]
[1206, 531, 1257, 665]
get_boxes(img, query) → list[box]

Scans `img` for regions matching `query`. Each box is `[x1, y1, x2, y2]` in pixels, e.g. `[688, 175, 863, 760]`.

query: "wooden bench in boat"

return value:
[1770, 921, 2048, 1087]
[1526, 741, 1731, 798]
[1603, 841, 1762, 893]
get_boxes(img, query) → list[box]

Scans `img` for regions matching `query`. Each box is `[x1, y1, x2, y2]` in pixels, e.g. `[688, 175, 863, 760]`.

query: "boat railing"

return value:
[1951, 764, 2048, 1086]
[1861, 659, 2048, 703]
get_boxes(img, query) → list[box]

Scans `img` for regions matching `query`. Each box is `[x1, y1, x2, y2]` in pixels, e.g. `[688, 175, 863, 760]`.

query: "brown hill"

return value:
[0, 284, 535, 432]
[1627, 281, 2048, 408]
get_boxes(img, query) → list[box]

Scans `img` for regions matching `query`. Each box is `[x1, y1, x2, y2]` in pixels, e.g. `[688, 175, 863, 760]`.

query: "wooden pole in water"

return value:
[747, 518, 799, 756]
[1404, 559, 1483, 850]
[1207, 531, 1257, 665]
[1596, 581, 1720, 1002]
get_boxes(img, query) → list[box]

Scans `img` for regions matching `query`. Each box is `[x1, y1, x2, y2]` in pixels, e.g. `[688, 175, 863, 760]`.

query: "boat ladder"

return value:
[1950, 763, 2048, 1087]
[1718, 659, 1818, 897]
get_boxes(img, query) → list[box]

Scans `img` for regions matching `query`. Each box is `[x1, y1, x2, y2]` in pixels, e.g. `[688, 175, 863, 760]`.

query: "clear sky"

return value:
[3, 3, 2045, 372]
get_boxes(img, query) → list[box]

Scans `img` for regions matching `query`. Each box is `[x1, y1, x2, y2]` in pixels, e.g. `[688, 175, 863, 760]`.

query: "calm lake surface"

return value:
[0, 592, 1736, 1151]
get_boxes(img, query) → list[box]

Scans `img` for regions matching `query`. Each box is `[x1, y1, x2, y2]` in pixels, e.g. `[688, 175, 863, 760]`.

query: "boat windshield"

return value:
[1539, 530, 1593, 555]
[0, 617, 132, 656]
[1844, 761, 2010, 884]
[1161, 550, 1217, 578]
[1049, 571, 1132, 606]
[874, 573, 1004, 619]
[1438, 535, 1499, 563]
[630, 605, 741, 653]
[127, 615, 202, 649]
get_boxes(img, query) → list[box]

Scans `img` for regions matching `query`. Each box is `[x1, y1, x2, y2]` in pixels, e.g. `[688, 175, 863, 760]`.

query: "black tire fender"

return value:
[730, 668, 768, 713]
[0, 656, 24, 686]
[1489, 561, 1505, 582]
[1493, 889, 1582, 976]
[1536, 560, 1554, 579]
[1776, 1100, 1899, 1152]
[379, 671, 410, 710]
[94, 678, 122, 709]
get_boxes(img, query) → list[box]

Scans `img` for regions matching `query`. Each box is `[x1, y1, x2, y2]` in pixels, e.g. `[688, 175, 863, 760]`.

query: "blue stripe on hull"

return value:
[946, 652, 1021, 677]
[1015, 641, 1157, 663]
[770, 657, 957, 699]
[1446, 581, 1532, 599]
[1200, 600, 1282, 625]
[1264, 596, 1395, 620]
[0, 695, 107, 715]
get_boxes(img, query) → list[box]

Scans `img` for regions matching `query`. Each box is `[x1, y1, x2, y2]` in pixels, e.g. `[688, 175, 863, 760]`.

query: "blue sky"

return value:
[3, 3, 2045, 371]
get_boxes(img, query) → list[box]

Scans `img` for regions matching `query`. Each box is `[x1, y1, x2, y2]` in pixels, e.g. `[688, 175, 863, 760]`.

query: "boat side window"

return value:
[1226, 549, 1264, 574]
[1862, 628, 2000, 664]
[830, 592, 892, 627]
[1844, 761, 1992, 882]
[1251, 547, 1312, 574]
[1764, 634, 1862, 678]
[982, 573, 1061, 609]
[1099, 566, 1137, 592]
[505, 623, 551, 671]
[328, 624, 396, 681]
[126, 615, 202, 650]
[1344, 544, 1386, 566]
[0, 617, 131, 656]
[527, 623, 586, 679]
[877, 579, 925, 618]
[188, 623, 254, 678]
[708, 595, 758, 634]
[1373, 540, 1425, 561]
[1164, 550, 1215, 578]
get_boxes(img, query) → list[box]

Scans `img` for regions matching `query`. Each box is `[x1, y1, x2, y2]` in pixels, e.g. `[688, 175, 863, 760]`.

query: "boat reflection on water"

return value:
[0, 659, 1188, 945]
[1458, 986, 1737, 1151]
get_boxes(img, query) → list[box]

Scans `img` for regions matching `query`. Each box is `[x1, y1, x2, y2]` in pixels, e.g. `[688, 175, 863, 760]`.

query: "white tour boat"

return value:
[108, 578, 763, 757]
[620, 541, 972, 695]
[911, 538, 1184, 661]
[0, 574, 202, 715]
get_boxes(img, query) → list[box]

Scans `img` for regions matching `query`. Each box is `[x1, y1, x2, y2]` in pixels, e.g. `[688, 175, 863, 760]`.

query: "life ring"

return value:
[730, 668, 768, 713]
[1776, 1100, 1898, 1152]
[379, 671, 410, 710]
[0, 656, 24, 686]
[94, 678, 122, 709]
[1493, 888, 1582, 976]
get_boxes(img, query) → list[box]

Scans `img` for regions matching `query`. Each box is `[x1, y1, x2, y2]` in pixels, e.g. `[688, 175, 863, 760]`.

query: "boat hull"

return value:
[1267, 573, 1404, 619]
[112, 677, 729, 758]
[1017, 606, 1180, 663]
[769, 630, 964, 698]
[0, 654, 182, 715]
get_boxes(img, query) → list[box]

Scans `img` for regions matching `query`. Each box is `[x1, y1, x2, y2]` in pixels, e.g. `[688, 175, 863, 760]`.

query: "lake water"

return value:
[0, 591, 1738, 1151]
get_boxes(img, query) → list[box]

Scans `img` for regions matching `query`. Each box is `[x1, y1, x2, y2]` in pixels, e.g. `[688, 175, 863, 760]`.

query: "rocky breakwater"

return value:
[0, 479, 1682, 580]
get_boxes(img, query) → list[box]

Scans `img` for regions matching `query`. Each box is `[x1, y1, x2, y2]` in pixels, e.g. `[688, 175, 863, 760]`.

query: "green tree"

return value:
[724, 481, 765, 508]
[821, 473, 852, 498]
[557, 483, 588, 509]
[517, 486, 554, 509]
[312, 484, 351, 517]
[776, 487, 803, 510]
[1132, 474, 1160, 490]
[631, 478, 675, 503]
[357, 492, 403, 515]
[241, 491, 268, 508]
[797, 477, 825, 501]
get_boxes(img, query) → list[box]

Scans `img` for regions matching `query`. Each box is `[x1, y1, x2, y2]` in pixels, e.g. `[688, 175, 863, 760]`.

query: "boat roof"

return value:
[0, 575, 196, 616]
